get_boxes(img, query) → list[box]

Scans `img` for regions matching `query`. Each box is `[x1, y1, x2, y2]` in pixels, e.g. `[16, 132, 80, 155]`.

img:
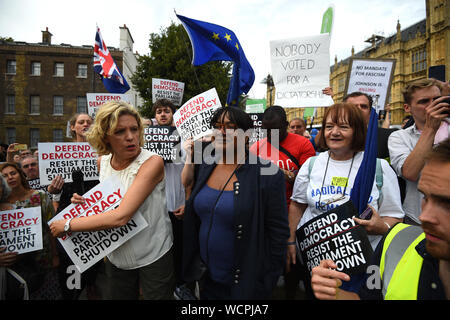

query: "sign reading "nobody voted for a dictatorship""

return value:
[48, 175, 148, 273]
[270, 34, 334, 108]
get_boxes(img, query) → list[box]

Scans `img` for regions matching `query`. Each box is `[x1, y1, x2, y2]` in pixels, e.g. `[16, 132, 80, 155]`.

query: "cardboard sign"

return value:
[86, 93, 132, 119]
[48, 175, 148, 273]
[0, 207, 43, 254]
[143, 126, 181, 162]
[270, 34, 334, 107]
[152, 78, 185, 106]
[173, 88, 222, 141]
[37, 142, 98, 185]
[296, 201, 373, 275]
[246, 99, 266, 113]
[344, 58, 396, 113]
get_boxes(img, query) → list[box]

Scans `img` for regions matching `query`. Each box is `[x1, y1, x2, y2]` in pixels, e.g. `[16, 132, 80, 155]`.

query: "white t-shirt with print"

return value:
[291, 151, 404, 250]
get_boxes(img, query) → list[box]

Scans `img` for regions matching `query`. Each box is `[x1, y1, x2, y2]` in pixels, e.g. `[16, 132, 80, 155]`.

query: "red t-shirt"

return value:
[250, 133, 316, 205]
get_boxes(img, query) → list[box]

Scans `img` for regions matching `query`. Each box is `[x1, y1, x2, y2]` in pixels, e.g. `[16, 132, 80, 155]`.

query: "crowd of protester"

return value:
[0, 77, 449, 300]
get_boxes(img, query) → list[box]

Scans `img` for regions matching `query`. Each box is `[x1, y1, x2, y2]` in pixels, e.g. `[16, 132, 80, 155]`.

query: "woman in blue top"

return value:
[182, 106, 290, 300]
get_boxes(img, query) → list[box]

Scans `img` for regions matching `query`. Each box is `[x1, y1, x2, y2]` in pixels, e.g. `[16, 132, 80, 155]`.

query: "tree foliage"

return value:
[131, 22, 232, 119]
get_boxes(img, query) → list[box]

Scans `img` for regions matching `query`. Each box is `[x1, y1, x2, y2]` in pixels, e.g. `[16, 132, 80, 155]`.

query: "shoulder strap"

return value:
[308, 156, 317, 178]
[376, 158, 383, 206]
[277, 144, 301, 169]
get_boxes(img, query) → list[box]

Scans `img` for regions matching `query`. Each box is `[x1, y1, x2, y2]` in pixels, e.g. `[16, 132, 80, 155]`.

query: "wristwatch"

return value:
[64, 218, 73, 233]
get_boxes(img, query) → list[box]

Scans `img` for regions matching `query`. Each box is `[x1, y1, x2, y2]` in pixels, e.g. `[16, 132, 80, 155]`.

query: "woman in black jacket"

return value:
[182, 106, 289, 300]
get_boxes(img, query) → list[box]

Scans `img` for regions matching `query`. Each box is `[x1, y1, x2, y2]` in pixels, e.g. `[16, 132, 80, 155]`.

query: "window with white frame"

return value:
[6, 128, 16, 144]
[54, 62, 64, 77]
[30, 128, 40, 148]
[7, 60, 16, 74]
[53, 129, 64, 142]
[412, 47, 427, 73]
[77, 96, 87, 113]
[5, 95, 15, 114]
[31, 61, 41, 76]
[30, 95, 40, 114]
[77, 64, 88, 78]
[53, 96, 64, 115]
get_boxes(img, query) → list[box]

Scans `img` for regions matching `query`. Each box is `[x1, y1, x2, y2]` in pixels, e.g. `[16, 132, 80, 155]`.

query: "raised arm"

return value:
[50, 155, 164, 236]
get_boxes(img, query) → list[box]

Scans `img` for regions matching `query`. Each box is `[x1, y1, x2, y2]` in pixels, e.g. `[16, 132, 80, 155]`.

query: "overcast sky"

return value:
[0, 0, 426, 99]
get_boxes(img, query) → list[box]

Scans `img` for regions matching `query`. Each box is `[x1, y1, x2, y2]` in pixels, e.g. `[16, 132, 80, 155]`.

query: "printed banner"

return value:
[152, 78, 185, 106]
[246, 99, 266, 113]
[143, 126, 181, 162]
[344, 58, 396, 113]
[0, 207, 43, 254]
[296, 201, 373, 275]
[48, 175, 148, 273]
[86, 93, 132, 119]
[270, 34, 334, 107]
[38, 142, 98, 185]
[173, 88, 222, 141]
[248, 113, 264, 145]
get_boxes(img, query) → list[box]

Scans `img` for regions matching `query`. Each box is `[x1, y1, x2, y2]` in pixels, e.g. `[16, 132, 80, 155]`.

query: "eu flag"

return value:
[350, 107, 378, 215]
[94, 26, 130, 94]
[176, 14, 255, 106]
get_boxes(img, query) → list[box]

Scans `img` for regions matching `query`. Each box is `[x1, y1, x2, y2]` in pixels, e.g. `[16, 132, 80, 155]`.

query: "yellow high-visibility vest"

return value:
[379, 223, 425, 300]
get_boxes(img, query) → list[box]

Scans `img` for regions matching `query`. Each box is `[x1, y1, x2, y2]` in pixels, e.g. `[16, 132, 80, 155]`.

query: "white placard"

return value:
[48, 175, 148, 273]
[345, 58, 396, 113]
[86, 93, 132, 119]
[152, 78, 185, 106]
[173, 88, 222, 141]
[0, 207, 43, 254]
[270, 34, 334, 107]
[38, 142, 99, 185]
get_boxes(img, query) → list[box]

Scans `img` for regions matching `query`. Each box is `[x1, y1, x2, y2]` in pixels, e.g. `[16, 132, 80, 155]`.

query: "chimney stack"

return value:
[42, 27, 52, 45]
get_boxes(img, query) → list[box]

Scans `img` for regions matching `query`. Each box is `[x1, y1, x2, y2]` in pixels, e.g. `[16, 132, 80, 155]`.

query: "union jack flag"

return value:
[94, 26, 130, 93]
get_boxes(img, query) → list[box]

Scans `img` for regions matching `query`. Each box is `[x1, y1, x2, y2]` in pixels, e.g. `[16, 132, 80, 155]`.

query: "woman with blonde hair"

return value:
[50, 101, 174, 300]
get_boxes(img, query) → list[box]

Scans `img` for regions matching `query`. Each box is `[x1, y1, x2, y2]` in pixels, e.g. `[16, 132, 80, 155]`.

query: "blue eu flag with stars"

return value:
[176, 14, 255, 106]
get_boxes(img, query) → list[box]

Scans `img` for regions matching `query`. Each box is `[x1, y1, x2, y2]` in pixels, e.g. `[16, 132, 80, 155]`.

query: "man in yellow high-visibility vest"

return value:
[310, 138, 450, 300]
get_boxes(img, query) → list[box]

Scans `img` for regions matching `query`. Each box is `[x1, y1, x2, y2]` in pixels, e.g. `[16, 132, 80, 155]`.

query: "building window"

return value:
[77, 64, 88, 78]
[77, 96, 87, 113]
[5, 95, 15, 114]
[30, 128, 40, 148]
[412, 48, 426, 73]
[53, 96, 64, 115]
[6, 60, 16, 74]
[31, 62, 41, 76]
[54, 62, 64, 77]
[30, 95, 40, 114]
[53, 129, 64, 142]
[6, 128, 16, 144]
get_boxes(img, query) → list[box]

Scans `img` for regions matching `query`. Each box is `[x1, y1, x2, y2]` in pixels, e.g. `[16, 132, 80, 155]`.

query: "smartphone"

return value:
[14, 144, 28, 151]
[360, 207, 373, 220]
[432, 96, 450, 116]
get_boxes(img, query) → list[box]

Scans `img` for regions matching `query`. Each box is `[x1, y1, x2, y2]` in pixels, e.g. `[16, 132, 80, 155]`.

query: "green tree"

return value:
[131, 22, 232, 119]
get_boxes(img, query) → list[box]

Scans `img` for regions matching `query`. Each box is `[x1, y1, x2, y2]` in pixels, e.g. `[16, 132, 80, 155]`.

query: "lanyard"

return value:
[318, 152, 355, 210]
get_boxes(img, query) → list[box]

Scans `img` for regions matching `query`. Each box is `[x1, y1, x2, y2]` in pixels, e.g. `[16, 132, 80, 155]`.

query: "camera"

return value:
[432, 95, 450, 116]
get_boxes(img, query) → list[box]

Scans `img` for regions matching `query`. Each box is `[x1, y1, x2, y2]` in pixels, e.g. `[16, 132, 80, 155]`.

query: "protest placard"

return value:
[246, 99, 266, 113]
[86, 93, 132, 119]
[38, 142, 98, 185]
[0, 207, 43, 254]
[248, 113, 264, 145]
[344, 58, 396, 113]
[173, 88, 222, 141]
[296, 201, 373, 275]
[143, 126, 181, 162]
[152, 78, 185, 106]
[48, 175, 148, 273]
[270, 34, 334, 107]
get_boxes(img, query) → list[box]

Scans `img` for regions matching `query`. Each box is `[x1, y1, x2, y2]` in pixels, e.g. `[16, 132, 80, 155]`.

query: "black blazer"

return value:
[182, 156, 289, 299]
